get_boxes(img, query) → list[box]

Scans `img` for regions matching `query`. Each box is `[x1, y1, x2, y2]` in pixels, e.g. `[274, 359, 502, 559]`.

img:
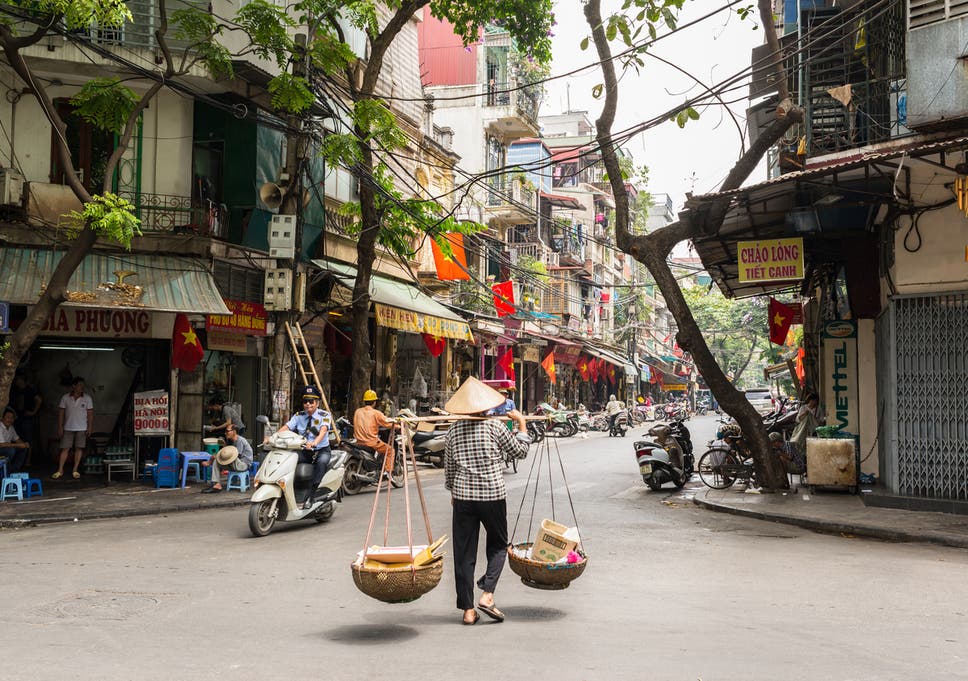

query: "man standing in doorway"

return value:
[53, 377, 93, 479]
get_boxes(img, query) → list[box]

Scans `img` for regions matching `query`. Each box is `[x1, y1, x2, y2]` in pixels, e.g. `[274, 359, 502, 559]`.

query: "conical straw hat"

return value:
[445, 376, 506, 415]
[216, 445, 239, 466]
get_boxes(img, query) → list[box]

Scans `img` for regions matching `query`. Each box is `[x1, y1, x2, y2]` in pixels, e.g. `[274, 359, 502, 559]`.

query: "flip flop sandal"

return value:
[51, 472, 63, 479]
[72, 471, 81, 479]
[476, 603, 505, 622]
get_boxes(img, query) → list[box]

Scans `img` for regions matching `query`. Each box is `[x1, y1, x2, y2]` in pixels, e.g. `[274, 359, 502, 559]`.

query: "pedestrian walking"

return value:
[443, 377, 530, 625]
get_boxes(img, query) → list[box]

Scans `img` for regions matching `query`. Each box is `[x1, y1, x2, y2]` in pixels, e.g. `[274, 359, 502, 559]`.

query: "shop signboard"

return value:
[822, 320, 858, 435]
[207, 329, 248, 352]
[736, 238, 804, 284]
[664, 383, 688, 391]
[521, 345, 540, 363]
[0, 302, 8, 332]
[40, 308, 153, 338]
[134, 389, 169, 436]
[206, 300, 268, 336]
[554, 343, 582, 365]
[374, 303, 474, 341]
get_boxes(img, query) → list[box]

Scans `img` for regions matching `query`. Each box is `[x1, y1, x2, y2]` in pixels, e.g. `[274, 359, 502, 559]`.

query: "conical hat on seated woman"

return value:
[445, 376, 506, 415]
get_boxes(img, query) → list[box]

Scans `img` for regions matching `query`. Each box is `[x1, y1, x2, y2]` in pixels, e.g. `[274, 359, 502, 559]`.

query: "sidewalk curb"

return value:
[692, 492, 968, 551]
[0, 496, 251, 529]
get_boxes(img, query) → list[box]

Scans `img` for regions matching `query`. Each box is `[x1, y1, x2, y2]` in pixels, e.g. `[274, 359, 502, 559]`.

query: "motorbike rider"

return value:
[274, 385, 331, 509]
[486, 387, 527, 433]
[353, 389, 395, 471]
[605, 394, 625, 431]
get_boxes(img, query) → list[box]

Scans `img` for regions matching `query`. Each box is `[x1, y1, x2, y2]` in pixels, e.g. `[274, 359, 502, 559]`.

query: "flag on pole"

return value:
[795, 347, 806, 385]
[541, 351, 556, 384]
[422, 333, 445, 357]
[607, 363, 617, 385]
[577, 355, 591, 381]
[172, 313, 204, 371]
[492, 280, 516, 317]
[768, 297, 796, 345]
[430, 233, 471, 280]
[497, 347, 516, 381]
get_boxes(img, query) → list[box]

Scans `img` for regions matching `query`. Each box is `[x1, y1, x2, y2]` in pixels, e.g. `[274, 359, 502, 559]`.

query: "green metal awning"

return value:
[312, 258, 473, 341]
[0, 248, 230, 314]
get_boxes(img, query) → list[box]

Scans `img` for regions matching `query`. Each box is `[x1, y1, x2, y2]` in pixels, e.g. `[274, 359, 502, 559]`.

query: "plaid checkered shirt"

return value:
[444, 419, 529, 501]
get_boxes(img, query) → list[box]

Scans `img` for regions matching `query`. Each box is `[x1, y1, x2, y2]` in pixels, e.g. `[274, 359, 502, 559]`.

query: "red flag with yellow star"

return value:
[172, 313, 204, 371]
[577, 355, 591, 381]
[768, 297, 796, 345]
[607, 362, 617, 385]
[496, 347, 515, 381]
[422, 333, 446, 357]
[541, 351, 556, 384]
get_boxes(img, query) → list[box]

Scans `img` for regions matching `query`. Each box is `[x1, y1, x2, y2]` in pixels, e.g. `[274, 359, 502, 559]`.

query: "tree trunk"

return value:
[348, 140, 378, 415]
[583, 0, 800, 489]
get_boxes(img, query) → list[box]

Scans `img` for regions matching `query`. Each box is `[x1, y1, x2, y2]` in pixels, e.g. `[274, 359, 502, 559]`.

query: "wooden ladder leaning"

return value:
[284, 321, 340, 445]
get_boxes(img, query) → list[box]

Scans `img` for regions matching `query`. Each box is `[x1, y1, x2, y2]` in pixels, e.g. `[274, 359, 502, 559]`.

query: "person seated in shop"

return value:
[769, 431, 805, 475]
[205, 397, 245, 437]
[0, 408, 30, 473]
[200, 424, 253, 493]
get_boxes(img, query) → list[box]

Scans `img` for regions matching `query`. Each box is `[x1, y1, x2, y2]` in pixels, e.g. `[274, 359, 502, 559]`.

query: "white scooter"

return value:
[248, 415, 347, 537]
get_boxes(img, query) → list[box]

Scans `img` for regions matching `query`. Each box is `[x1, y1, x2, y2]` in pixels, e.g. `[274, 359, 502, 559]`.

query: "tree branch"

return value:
[362, 0, 429, 94]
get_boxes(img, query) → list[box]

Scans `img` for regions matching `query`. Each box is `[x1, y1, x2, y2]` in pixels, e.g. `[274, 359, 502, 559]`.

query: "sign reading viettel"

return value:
[133, 389, 169, 436]
[206, 300, 268, 336]
[736, 238, 805, 284]
[822, 320, 858, 435]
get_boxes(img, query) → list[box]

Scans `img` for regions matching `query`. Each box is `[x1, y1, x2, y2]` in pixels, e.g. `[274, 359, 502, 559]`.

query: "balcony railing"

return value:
[510, 241, 558, 268]
[485, 178, 537, 212]
[484, 81, 540, 125]
[120, 192, 227, 237]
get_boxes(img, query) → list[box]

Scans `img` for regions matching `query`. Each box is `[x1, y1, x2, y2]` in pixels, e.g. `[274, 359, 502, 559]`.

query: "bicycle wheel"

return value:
[698, 448, 740, 490]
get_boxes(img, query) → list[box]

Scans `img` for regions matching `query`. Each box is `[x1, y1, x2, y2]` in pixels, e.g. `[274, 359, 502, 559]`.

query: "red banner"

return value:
[492, 280, 516, 317]
[206, 299, 268, 336]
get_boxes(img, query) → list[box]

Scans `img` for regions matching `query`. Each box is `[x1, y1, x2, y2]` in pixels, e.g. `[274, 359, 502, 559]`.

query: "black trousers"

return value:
[452, 498, 508, 610]
[301, 447, 331, 502]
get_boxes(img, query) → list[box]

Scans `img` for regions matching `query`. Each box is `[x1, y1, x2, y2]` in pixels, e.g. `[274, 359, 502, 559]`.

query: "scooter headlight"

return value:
[277, 479, 286, 490]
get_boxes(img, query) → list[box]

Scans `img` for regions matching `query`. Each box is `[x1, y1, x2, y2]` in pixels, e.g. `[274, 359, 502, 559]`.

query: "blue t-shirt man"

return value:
[277, 386, 331, 508]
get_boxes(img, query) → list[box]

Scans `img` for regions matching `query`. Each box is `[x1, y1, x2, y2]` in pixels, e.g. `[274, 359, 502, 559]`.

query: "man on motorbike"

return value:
[274, 385, 332, 509]
[486, 387, 527, 433]
[353, 389, 395, 471]
[605, 394, 625, 431]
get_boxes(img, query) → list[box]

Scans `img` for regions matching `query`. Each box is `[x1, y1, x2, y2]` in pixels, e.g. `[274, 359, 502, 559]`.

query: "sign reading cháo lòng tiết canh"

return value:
[736, 238, 804, 284]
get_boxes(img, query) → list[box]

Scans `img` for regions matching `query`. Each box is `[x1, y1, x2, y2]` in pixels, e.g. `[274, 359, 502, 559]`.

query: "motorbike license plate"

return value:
[639, 463, 652, 474]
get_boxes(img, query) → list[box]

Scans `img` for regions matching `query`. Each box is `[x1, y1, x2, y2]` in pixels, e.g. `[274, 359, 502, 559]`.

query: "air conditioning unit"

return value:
[0, 169, 25, 206]
[268, 214, 296, 258]
[263, 268, 292, 310]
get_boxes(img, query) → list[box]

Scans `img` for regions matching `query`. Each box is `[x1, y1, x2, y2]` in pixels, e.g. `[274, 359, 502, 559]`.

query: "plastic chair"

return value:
[1, 477, 24, 501]
[250, 460, 260, 478]
[23, 478, 43, 498]
[185, 461, 203, 483]
[226, 470, 250, 492]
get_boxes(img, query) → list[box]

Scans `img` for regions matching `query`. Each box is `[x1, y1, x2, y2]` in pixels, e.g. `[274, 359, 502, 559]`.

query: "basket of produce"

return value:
[507, 542, 587, 590]
[351, 555, 445, 604]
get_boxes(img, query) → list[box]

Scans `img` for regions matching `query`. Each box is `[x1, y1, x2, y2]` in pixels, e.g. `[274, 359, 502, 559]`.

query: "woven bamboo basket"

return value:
[507, 542, 587, 590]
[351, 557, 444, 604]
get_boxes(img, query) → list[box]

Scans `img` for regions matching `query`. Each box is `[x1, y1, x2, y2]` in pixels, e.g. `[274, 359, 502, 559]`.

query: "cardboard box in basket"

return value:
[531, 519, 579, 563]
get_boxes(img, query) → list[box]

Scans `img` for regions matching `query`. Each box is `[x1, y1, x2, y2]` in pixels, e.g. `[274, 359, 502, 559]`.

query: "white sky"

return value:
[541, 0, 765, 216]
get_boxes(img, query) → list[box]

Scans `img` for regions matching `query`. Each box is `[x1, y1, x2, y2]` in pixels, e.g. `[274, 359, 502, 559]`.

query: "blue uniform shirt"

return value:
[487, 397, 516, 416]
[285, 409, 331, 449]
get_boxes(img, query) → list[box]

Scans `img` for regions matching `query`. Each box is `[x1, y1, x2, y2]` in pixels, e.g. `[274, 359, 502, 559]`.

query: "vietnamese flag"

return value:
[492, 280, 516, 317]
[607, 363, 617, 385]
[795, 347, 806, 385]
[590, 357, 601, 382]
[577, 355, 591, 381]
[497, 347, 516, 381]
[541, 351, 556, 384]
[172, 313, 204, 371]
[430, 233, 471, 280]
[768, 297, 796, 345]
[422, 333, 446, 357]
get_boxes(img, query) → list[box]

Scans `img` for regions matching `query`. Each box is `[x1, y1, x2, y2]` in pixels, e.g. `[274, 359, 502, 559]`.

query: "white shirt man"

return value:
[54, 378, 94, 480]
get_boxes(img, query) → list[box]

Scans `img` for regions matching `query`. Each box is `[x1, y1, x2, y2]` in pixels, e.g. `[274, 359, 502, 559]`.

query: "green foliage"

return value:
[308, 33, 356, 76]
[430, 0, 555, 64]
[69, 78, 138, 134]
[66, 192, 141, 248]
[267, 73, 313, 113]
[353, 99, 407, 150]
[235, 0, 295, 68]
[2, 0, 133, 31]
[321, 132, 364, 170]
[517, 254, 549, 283]
[171, 8, 233, 79]
[673, 106, 700, 128]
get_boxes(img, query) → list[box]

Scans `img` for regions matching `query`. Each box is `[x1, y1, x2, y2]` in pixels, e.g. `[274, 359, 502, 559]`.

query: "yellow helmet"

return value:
[363, 389, 378, 402]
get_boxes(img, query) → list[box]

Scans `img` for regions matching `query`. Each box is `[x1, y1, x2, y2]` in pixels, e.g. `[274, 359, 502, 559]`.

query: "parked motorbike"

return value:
[631, 404, 653, 424]
[335, 416, 404, 495]
[634, 421, 695, 490]
[535, 403, 579, 437]
[696, 397, 710, 416]
[248, 415, 347, 537]
[397, 408, 448, 467]
[608, 408, 630, 437]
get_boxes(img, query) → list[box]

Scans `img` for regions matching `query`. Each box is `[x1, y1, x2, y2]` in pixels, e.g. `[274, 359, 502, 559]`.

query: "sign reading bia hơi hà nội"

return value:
[134, 390, 169, 436]
[736, 238, 804, 284]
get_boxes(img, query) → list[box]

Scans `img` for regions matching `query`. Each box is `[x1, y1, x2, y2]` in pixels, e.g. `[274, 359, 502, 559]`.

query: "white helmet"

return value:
[609, 394, 616, 401]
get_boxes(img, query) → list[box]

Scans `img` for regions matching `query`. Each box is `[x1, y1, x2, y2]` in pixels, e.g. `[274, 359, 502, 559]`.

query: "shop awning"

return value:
[313, 258, 473, 341]
[0, 248, 230, 314]
[540, 191, 586, 210]
[584, 344, 632, 369]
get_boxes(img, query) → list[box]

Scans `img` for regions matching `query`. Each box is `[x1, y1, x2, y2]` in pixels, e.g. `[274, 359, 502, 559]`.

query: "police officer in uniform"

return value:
[275, 385, 332, 509]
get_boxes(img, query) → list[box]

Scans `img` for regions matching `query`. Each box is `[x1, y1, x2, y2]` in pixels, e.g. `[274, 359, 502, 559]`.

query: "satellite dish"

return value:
[259, 182, 286, 210]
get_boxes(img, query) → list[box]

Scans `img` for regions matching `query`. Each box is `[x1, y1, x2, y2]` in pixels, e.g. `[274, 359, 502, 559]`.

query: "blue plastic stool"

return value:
[185, 462, 203, 483]
[11, 472, 28, 479]
[23, 478, 43, 498]
[1, 477, 24, 501]
[250, 460, 260, 478]
[226, 471, 250, 492]
[142, 464, 157, 481]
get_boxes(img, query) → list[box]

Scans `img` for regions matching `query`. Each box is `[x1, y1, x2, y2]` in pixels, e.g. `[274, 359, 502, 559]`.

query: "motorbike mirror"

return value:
[256, 415, 270, 425]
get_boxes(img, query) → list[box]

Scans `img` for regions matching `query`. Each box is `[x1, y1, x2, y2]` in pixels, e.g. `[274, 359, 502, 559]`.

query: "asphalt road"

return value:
[3, 415, 967, 681]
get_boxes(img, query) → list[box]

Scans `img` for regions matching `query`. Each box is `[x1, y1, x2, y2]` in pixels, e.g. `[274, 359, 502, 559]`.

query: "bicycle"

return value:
[697, 431, 758, 490]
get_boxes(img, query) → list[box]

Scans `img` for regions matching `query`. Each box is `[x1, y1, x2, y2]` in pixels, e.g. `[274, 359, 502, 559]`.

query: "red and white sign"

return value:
[208, 328, 248, 352]
[41, 309, 152, 338]
[134, 390, 169, 436]
[206, 300, 268, 336]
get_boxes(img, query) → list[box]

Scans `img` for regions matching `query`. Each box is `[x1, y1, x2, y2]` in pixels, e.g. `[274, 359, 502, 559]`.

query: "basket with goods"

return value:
[508, 435, 587, 590]
[350, 416, 446, 604]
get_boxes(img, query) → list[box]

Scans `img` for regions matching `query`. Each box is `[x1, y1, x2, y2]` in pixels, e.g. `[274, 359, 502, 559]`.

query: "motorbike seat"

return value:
[295, 462, 315, 482]
[412, 431, 440, 445]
